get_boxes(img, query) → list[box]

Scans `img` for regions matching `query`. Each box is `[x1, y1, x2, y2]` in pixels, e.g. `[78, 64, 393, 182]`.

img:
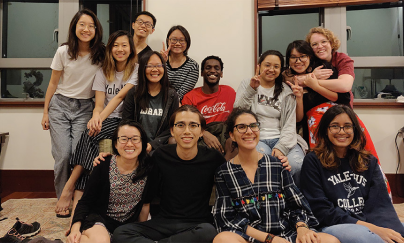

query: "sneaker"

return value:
[0, 228, 29, 243]
[12, 218, 41, 238]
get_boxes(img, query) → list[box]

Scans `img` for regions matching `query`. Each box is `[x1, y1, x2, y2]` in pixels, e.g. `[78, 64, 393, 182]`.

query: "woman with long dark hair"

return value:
[300, 105, 404, 243]
[122, 50, 179, 152]
[41, 9, 105, 217]
[55, 30, 138, 219]
[67, 120, 152, 243]
[234, 50, 307, 186]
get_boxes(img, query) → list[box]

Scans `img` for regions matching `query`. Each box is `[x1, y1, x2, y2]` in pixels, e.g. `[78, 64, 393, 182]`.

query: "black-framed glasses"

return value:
[145, 64, 165, 69]
[290, 54, 309, 63]
[169, 38, 186, 45]
[328, 125, 354, 134]
[174, 122, 200, 131]
[234, 122, 260, 134]
[117, 136, 142, 144]
[135, 19, 153, 29]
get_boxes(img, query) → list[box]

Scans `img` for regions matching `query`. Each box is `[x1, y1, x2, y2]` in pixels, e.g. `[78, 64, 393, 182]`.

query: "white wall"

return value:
[147, 0, 255, 88]
[1, 0, 403, 175]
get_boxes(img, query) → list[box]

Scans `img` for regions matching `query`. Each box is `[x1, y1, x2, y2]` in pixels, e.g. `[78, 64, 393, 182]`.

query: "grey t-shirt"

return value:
[139, 91, 163, 141]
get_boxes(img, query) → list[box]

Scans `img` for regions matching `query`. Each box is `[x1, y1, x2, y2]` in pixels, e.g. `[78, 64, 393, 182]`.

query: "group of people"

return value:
[40, 8, 403, 243]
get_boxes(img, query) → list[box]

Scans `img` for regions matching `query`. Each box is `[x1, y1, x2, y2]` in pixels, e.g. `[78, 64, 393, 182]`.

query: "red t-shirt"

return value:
[182, 85, 236, 124]
[332, 52, 355, 107]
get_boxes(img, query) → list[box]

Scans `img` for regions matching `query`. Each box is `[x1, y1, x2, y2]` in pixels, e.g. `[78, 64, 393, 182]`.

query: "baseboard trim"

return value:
[0, 170, 55, 197]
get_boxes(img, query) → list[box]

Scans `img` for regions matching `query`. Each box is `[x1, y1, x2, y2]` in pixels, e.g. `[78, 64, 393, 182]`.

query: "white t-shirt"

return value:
[255, 85, 285, 140]
[92, 64, 139, 118]
[51, 45, 100, 99]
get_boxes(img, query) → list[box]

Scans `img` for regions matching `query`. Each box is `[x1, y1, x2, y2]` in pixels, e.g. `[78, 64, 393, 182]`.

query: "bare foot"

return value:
[55, 185, 74, 213]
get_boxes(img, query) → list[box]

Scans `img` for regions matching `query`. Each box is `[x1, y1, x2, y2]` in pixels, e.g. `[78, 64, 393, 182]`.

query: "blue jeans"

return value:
[320, 223, 404, 243]
[256, 138, 304, 187]
[49, 94, 93, 198]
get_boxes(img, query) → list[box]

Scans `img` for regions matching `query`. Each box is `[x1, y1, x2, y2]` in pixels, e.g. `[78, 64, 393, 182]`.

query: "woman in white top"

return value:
[55, 30, 139, 223]
[41, 9, 105, 216]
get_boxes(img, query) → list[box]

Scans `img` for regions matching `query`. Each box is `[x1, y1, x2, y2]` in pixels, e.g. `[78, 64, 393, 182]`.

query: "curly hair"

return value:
[313, 105, 371, 172]
[306, 27, 341, 53]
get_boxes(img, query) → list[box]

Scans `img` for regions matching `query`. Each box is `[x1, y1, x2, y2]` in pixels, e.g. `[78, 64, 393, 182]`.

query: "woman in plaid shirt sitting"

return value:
[212, 108, 339, 243]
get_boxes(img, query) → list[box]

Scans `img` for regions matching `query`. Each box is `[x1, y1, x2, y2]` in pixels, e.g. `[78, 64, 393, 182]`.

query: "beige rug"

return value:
[0, 199, 69, 242]
[1, 198, 404, 243]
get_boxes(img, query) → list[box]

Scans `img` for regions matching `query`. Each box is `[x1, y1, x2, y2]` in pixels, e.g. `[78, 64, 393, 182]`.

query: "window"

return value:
[0, 0, 142, 103]
[259, 2, 404, 101]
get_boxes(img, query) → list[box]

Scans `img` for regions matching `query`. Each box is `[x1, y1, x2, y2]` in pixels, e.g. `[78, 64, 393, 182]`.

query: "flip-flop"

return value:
[56, 210, 71, 218]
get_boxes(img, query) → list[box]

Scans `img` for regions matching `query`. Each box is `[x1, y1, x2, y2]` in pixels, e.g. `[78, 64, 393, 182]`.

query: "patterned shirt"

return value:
[106, 155, 147, 222]
[212, 154, 318, 242]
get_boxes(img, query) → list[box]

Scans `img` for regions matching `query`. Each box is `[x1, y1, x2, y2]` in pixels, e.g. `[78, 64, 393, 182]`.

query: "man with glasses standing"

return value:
[182, 55, 237, 160]
[132, 11, 156, 59]
[112, 105, 226, 243]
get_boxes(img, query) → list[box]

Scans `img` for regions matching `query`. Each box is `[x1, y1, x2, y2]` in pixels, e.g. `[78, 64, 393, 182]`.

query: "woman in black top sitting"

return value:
[67, 120, 152, 243]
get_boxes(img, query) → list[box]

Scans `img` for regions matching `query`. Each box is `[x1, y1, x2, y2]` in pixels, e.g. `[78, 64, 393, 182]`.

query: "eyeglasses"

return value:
[311, 40, 329, 49]
[328, 125, 354, 134]
[169, 38, 186, 45]
[135, 19, 153, 29]
[174, 122, 200, 131]
[77, 22, 96, 31]
[234, 123, 260, 134]
[117, 136, 142, 144]
[290, 54, 308, 63]
[145, 64, 165, 70]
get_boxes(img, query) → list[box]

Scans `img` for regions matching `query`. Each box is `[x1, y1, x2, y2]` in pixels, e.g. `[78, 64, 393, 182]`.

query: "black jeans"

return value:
[112, 217, 217, 243]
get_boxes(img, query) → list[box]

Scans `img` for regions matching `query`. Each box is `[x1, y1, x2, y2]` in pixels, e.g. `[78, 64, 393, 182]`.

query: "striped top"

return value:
[167, 56, 199, 101]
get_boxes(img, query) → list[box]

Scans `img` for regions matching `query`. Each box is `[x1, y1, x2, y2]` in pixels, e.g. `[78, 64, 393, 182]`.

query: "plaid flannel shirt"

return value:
[212, 154, 318, 242]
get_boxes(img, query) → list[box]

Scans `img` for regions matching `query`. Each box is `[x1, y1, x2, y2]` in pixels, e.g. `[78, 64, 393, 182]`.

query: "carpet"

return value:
[0, 199, 69, 242]
[1, 198, 404, 243]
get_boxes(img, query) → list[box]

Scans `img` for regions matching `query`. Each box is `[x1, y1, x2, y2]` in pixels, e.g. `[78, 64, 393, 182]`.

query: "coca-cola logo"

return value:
[201, 102, 226, 114]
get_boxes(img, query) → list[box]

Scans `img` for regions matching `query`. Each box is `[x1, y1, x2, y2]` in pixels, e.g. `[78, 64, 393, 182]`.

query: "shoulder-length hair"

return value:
[102, 30, 137, 82]
[258, 50, 284, 102]
[64, 9, 105, 65]
[225, 108, 259, 149]
[285, 40, 317, 76]
[112, 120, 152, 181]
[135, 51, 170, 111]
[166, 25, 191, 56]
[313, 105, 371, 172]
[306, 27, 341, 53]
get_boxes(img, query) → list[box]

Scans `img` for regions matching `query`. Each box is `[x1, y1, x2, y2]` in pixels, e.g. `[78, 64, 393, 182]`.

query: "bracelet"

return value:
[264, 233, 275, 243]
[296, 223, 309, 230]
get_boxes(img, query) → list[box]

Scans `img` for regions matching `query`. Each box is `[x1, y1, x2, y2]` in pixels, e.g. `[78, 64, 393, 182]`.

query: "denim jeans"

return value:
[320, 223, 404, 243]
[49, 94, 93, 198]
[256, 138, 304, 187]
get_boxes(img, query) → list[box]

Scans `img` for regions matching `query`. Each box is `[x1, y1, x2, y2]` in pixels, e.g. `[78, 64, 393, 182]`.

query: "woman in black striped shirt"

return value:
[160, 25, 199, 101]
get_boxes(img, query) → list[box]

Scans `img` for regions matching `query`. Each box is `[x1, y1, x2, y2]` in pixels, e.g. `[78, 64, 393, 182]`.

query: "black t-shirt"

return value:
[146, 144, 226, 222]
[139, 91, 163, 142]
[137, 45, 152, 61]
